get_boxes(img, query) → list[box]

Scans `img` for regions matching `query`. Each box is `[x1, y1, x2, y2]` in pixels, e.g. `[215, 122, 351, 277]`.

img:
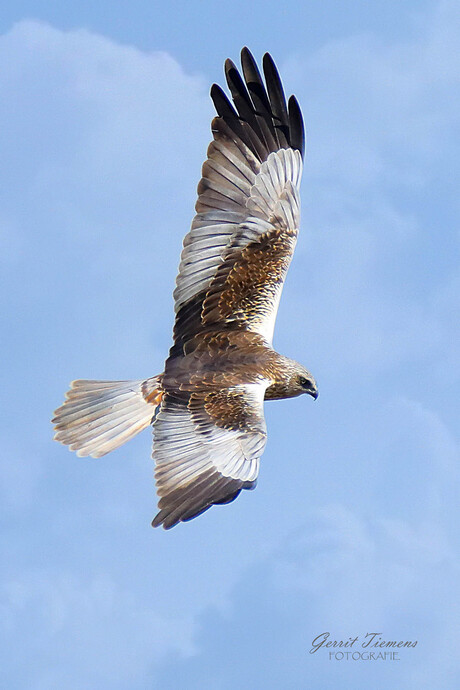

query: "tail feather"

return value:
[52, 376, 162, 458]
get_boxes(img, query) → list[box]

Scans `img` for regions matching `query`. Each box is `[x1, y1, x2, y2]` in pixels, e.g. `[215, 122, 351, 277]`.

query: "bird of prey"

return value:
[52, 48, 318, 529]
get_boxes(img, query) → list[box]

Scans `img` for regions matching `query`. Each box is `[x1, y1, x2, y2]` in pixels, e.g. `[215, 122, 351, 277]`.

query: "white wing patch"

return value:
[174, 148, 302, 314]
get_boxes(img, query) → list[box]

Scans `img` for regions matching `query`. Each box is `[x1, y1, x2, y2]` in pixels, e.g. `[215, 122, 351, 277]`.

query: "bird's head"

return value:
[292, 363, 318, 400]
[265, 358, 318, 401]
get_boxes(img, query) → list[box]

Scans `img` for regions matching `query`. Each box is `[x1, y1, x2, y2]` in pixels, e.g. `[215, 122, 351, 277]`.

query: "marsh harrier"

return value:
[53, 48, 318, 528]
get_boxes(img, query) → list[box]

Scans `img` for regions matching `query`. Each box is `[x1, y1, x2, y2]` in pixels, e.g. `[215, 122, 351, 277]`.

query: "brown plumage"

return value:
[52, 48, 318, 529]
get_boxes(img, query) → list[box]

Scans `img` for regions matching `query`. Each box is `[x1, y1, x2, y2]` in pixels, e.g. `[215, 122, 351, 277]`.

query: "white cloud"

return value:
[1, 569, 196, 690]
[0, 5, 459, 688]
[248, 396, 458, 687]
[287, 0, 459, 185]
[0, 20, 213, 380]
[273, 0, 460, 386]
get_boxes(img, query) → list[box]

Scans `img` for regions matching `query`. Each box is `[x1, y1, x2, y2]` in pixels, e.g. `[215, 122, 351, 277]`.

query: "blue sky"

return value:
[1, 1, 459, 688]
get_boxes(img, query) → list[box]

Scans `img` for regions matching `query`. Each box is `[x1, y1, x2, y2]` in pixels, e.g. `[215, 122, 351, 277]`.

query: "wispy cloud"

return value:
[0, 4, 459, 688]
[1, 569, 196, 689]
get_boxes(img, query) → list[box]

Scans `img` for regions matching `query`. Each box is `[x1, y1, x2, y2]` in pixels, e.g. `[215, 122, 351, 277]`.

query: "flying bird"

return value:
[52, 48, 318, 529]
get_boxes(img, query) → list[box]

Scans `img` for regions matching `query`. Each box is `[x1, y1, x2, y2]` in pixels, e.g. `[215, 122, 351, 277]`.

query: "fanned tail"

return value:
[52, 376, 163, 458]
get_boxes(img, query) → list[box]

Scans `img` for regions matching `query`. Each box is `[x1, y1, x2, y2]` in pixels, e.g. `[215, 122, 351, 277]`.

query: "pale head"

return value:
[288, 360, 318, 399]
[265, 356, 318, 401]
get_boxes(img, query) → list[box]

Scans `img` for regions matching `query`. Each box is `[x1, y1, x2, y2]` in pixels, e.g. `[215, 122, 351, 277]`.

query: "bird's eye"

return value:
[299, 376, 309, 387]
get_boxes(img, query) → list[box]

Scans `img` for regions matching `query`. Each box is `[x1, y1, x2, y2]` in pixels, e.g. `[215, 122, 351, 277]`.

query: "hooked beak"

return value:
[308, 388, 318, 400]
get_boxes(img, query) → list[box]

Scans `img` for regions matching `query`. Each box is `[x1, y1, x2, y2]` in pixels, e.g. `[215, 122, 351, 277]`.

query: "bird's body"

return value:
[53, 48, 317, 529]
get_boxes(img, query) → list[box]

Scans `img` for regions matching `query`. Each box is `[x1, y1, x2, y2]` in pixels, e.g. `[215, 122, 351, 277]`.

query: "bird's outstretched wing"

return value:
[152, 382, 267, 529]
[152, 50, 304, 528]
[172, 48, 304, 351]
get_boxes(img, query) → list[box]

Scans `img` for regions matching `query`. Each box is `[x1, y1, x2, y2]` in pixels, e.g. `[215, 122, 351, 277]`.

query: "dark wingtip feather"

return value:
[240, 47, 277, 151]
[211, 49, 305, 160]
[262, 52, 290, 149]
[240, 46, 253, 62]
[288, 95, 305, 158]
[210, 83, 237, 119]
